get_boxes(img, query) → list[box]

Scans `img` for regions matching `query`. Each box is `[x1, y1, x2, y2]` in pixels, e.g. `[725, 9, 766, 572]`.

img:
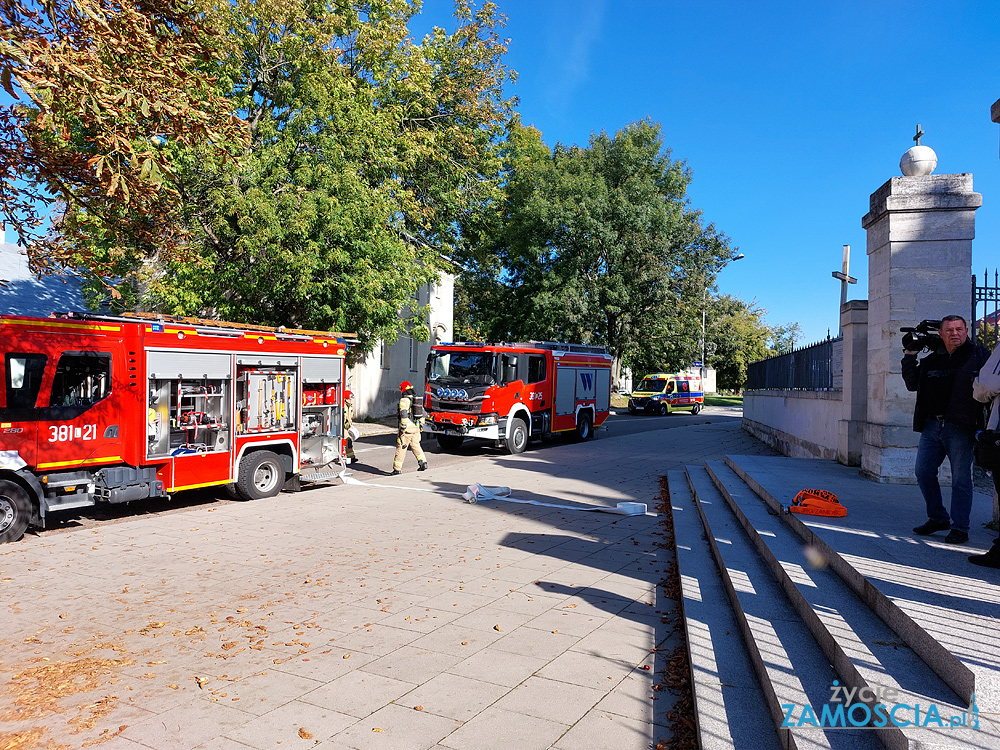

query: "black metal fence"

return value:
[973, 268, 1000, 351]
[746, 336, 842, 391]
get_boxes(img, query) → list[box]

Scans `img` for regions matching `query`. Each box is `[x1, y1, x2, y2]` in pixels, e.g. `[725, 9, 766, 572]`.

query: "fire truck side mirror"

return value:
[503, 355, 518, 384]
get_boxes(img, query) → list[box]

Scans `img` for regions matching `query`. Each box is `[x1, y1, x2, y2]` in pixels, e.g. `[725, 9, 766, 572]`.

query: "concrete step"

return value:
[722, 455, 976, 708]
[667, 469, 779, 750]
[684, 465, 880, 750]
[705, 460, 973, 750]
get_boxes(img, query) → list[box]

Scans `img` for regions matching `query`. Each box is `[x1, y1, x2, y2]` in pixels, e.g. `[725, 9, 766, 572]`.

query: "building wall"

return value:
[743, 390, 842, 460]
[349, 271, 454, 420]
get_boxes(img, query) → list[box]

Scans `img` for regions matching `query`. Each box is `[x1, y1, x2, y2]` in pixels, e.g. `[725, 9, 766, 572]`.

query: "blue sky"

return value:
[416, 0, 1000, 345]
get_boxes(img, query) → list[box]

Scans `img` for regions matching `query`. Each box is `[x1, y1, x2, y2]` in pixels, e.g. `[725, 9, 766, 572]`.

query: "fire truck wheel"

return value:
[505, 418, 528, 454]
[692, 404, 702, 415]
[659, 403, 670, 417]
[0, 479, 31, 544]
[437, 434, 465, 451]
[236, 451, 285, 501]
[575, 412, 593, 442]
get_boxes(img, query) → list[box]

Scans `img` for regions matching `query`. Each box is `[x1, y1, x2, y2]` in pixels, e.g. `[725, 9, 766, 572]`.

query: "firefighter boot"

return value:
[390, 469, 401, 476]
[418, 460, 428, 471]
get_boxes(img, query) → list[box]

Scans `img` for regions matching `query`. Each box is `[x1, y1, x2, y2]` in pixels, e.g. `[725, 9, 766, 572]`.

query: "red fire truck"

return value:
[423, 341, 612, 454]
[0, 312, 350, 544]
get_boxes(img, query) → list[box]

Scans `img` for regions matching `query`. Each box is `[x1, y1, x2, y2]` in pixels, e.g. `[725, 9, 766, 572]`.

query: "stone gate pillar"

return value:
[861, 173, 982, 482]
[837, 300, 868, 467]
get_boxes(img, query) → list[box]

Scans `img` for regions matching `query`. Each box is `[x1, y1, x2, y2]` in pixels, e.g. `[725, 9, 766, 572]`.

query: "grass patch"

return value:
[704, 394, 743, 407]
[613, 393, 742, 409]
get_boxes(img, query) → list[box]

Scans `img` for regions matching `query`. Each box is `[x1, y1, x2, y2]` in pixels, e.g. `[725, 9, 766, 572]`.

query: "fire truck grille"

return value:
[430, 397, 481, 414]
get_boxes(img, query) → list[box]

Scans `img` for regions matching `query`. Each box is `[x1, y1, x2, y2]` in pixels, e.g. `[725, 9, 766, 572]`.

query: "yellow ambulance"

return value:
[627, 373, 703, 416]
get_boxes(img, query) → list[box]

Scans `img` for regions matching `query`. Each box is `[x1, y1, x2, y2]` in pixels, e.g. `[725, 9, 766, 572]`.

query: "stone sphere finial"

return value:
[900, 123, 937, 176]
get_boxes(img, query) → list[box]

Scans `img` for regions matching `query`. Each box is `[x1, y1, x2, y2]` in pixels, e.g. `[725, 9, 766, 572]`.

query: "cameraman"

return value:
[902, 315, 989, 544]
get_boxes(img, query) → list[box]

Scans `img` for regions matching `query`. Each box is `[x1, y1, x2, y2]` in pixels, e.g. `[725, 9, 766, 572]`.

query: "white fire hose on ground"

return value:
[338, 471, 650, 516]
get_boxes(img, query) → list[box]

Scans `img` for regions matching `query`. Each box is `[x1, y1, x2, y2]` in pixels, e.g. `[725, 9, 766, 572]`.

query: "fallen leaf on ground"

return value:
[298, 728, 314, 739]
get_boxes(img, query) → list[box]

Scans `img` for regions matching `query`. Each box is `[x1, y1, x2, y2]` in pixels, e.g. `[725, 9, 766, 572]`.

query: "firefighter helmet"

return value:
[344, 389, 352, 400]
[400, 381, 413, 392]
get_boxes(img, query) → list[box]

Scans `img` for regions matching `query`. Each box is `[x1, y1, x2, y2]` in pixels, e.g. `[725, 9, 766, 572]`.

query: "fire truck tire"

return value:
[659, 403, 670, 417]
[505, 418, 528, 454]
[236, 451, 285, 501]
[692, 404, 702, 415]
[436, 434, 465, 451]
[575, 412, 593, 441]
[224, 484, 242, 500]
[0, 479, 31, 544]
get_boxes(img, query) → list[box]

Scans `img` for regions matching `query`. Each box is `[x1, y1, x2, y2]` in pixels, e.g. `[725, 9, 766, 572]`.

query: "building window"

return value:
[409, 337, 418, 372]
[379, 341, 389, 370]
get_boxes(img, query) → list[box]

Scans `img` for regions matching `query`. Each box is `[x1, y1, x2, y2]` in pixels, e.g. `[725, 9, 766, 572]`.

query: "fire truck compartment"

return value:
[0, 313, 352, 542]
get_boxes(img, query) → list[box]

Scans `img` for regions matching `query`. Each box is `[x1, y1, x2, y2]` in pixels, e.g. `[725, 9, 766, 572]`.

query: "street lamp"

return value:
[702, 253, 745, 381]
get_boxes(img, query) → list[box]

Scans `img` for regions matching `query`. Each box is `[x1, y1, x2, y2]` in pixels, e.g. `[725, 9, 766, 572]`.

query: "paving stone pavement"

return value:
[0, 415, 774, 750]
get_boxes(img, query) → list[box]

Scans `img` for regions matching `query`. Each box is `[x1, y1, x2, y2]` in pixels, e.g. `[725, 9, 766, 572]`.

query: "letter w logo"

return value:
[580, 372, 594, 391]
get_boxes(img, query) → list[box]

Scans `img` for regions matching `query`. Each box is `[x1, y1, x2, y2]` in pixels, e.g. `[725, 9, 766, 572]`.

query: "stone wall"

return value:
[743, 390, 842, 460]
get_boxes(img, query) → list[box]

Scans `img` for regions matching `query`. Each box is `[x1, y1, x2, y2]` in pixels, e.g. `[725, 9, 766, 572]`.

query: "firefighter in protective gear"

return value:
[344, 389, 357, 464]
[391, 381, 427, 475]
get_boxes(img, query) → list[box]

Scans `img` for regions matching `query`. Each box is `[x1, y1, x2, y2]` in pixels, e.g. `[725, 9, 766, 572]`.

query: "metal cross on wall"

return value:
[832, 244, 857, 333]
[913, 124, 925, 146]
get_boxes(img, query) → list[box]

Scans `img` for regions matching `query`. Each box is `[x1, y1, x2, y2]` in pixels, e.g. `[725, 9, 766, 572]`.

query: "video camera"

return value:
[901, 319, 942, 353]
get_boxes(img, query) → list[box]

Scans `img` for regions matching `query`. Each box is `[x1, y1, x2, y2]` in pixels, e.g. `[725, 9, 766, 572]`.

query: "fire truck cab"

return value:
[0, 313, 350, 544]
[424, 341, 612, 454]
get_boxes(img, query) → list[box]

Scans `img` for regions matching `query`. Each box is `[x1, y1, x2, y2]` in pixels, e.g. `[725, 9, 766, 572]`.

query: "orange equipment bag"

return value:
[788, 488, 846, 517]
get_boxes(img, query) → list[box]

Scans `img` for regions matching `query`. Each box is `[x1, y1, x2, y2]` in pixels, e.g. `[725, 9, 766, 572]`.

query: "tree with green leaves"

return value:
[704, 294, 801, 391]
[24, 0, 516, 356]
[457, 119, 738, 380]
[768, 322, 802, 356]
[0, 0, 248, 289]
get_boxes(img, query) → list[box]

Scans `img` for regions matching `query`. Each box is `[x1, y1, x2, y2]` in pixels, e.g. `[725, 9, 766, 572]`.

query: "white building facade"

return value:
[348, 271, 455, 419]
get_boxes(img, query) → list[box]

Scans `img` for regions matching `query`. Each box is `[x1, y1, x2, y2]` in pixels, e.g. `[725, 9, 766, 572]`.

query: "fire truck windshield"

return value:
[428, 350, 496, 385]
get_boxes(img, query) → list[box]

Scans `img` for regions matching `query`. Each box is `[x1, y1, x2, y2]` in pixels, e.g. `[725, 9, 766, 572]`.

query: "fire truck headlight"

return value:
[458, 389, 468, 400]
[477, 414, 497, 426]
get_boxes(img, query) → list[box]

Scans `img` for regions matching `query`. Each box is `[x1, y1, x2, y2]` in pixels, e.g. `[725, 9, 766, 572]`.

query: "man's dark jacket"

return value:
[901, 339, 990, 432]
